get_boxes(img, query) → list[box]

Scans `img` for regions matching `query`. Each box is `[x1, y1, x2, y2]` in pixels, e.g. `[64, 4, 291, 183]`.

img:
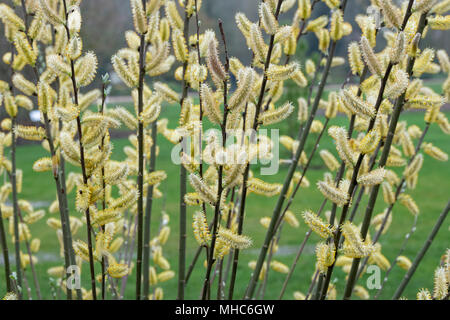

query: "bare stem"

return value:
[392, 200, 450, 299]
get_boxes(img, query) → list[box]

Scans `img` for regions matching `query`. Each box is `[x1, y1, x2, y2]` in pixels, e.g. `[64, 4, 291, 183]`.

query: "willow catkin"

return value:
[76, 51, 98, 87]
[348, 42, 364, 76]
[48, 54, 71, 76]
[306, 15, 328, 32]
[259, 2, 278, 35]
[302, 210, 335, 238]
[380, 181, 395, 205]
[206, 35, 227, 83]
[357, 167, 386, 186]
[247, 178, 282, 196]
[189, 174, 217, 206]
[130, 0, 147, 34]
[192, 211, 211, 245]
[38, 0, 64, 26]
[317, 180, 349, 207]
[395, 255, 412, 271]
[390, 32, 405, 64]
[228, 67, 255, 111]
[67, 35, 83, 60]
[330, 10, 344, 41]
[433, 267, 448, 299]
[379, 0, 402, 29]
[341, 88, 376, 119]
[154, 82, 180, 103]
[297, 0, 311, 20]
[250, 23, 267, 64]
[259, 102, 294, 125]
[172, 29, 188, 62]
[12, 73, 36, 96]
[37, 81, 52, 114]
[385, 69, 409, 99]
[360, 36, 383, 77]
[329, 126, 357, 167]
[266, 62, 299, 81]
[200, 84, 222, 124]
[398, 194, 420, 216]
[165, 0, 183, 30]
[316, 242, 336, 274]
[404, 153, 424, 178]
[14, 32, 36, 66]
[422, 142, 448, 161]
[218, 227, 252, 249]
[320, 149, 340, 171]
[297, 97, 308, 122]
[341, 221, 374, 258]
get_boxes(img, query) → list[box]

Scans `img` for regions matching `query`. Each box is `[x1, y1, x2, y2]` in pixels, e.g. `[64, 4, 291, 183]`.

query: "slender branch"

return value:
[135, 0, 148, 299]
[201, 19, 230, 300]
[143, 120, 157, 299]
[0, 206, 12, 292]
[62, 0, 97, 299]
[177, 8, 191, 300]
[392, 200, 450, 299]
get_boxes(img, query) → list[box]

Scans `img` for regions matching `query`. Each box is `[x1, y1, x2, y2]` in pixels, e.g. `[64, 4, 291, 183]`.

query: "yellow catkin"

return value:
[302, 210, 335, 238]
[250, 23, 267, 64]
[107, 263, 129, 278]
[357, 167, 386, 187]
[131, 0, 147, 34]
[172, 29, 188, 62]
[259, 102, 294, 125]
[247, 178, 282, 196]
[396, 256, 412, 271]
[14, 32, 36, 66]
[192, 211, 211, 245]
[330, 10, 344, 41]
[228, 67, 255, 111]
[316, 242, 336, 273]
[348, 42, 364, 76]
[398, 194, 419, 216]
[358, 129, 381, 154]
[381, 181, 396, 205]
[206, 35, 227, 83]
[404, 154, 424, 178]
[270, 261, 289, 274]
[317, 180, 349, 207]
[259, 2, 278, 35]
[12, 74, 36, 96]
[433, 267, 448, 299]
[422, 142, 448, 161]
[320, 150, 340, 171]
[360, 36, 382, 77]
[165, 1, 183, 30]
[379, 0, 401, 29]
[218, 227, 252, 250]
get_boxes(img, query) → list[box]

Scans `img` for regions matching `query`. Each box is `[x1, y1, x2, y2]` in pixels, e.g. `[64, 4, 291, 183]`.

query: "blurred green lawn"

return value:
[0, 100, 449, 300]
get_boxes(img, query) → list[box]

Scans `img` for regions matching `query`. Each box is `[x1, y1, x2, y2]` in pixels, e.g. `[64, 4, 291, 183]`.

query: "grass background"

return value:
[0, 94, 449, 300]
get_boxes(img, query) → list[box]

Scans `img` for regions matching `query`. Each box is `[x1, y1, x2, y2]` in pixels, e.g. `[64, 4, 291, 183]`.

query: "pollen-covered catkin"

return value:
[266, 62, 299, 81]
[302, 210, 335, 238]
[192, 211, 211, 245]
[228, 67, 255, 111]
[348, 42, 364, 76]
[317, 180, 349, 207]
[259, 102, 294, 125]
[357, 167, 386, 186]
[360, 36, 383, 77]
[259, 2, 278, 35]
[330, 10, 344, 41]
